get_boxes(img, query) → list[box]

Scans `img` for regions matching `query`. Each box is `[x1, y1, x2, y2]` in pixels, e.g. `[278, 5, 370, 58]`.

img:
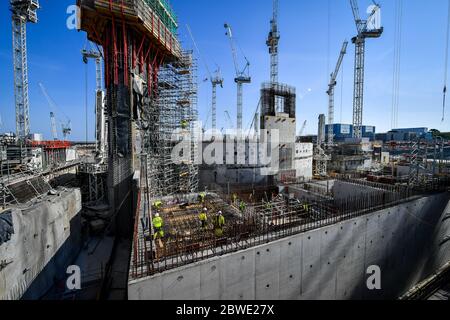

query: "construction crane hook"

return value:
[443, 86, 447, 122]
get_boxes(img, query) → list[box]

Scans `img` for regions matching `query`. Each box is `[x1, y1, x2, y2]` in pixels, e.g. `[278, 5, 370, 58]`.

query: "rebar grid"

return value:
[130, 177, 450, 279]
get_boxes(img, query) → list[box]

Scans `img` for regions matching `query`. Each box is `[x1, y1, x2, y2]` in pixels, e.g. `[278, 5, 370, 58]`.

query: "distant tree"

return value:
[429, 129, 441, 138]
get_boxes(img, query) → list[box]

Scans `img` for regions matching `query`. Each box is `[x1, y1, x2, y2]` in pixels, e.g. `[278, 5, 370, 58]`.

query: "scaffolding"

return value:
[146, 51, 199, 198]
[260, 82, 296, 122]
[408, 137, 448, 189]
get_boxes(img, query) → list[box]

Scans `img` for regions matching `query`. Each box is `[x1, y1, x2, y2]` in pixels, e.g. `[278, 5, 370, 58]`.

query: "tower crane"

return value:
[10, 0, 40, 140]
[224, 23, 251, 131]
[186, 25, 224, 130]
[82, 46, 106, 158]
[39, 83, 72, 141]
[349, 0, 383, 138]
[298, 120, 307, 137]
[267, 0, 280, 84]
[327, 40, 348, 147]
[81, 46, 103, 91]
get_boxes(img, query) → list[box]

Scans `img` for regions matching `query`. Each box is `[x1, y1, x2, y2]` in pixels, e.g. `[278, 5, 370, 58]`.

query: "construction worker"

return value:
[302, 202, 310, 212]
[198, 192, 206, 204]
[153, 200, 163, 211]
[214, 211, 226, 237]
[199, 207, 208, 230]
[152, 213, 164, 240]
[181, 119, 189, 130]
[232, 193, 238, 205]
[239, 200, 247, 213]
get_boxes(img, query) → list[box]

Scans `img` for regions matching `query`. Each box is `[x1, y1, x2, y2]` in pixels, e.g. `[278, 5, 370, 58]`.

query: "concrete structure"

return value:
[0, 188, 82, 300]
[198, 139, 313, 186]
[295, 143, 313, 181]
[128, 192, 450, 300]
[328, 139, 374, 173]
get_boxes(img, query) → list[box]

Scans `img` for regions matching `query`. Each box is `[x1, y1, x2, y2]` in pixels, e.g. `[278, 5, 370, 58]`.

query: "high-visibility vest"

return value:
[215, 215, 225, 228]
[215, 228, 224, 237]
[199, 213, 207, 222]
[153, 216, 163, 229]
[239, 202, 246, 211]
[181, 120, 189, 129]
[153, 201, 163, 209]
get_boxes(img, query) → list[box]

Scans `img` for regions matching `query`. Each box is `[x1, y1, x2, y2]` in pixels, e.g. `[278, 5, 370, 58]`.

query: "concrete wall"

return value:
[128, 192, 450, 300]
[294, 143, 313, 181]
[332, 180, 392, 200]
[199, 166, 269, 187]
[0, 189, 82, 300]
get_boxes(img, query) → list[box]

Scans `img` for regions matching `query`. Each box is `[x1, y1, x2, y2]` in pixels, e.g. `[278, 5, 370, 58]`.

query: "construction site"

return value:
[1, 0, 450, 301]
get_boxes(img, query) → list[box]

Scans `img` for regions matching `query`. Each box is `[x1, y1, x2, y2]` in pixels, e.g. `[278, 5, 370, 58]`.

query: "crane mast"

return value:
[225, 23, 251, 131]
[349, 0, 383, 138]
[82, 48, 107, 157]
[298, 120, 307, 137]
[327, 41, 348, 147]
[267, 0, 280, 84]
[186, 25, 223, 130]
[50, 112, 58, 141]
[210, 70, 224, 130]
[10, 0, 39, 141]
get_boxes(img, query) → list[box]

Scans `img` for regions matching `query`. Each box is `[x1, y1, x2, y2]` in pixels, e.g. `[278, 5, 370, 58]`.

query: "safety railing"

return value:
[130, 177, 450, 279]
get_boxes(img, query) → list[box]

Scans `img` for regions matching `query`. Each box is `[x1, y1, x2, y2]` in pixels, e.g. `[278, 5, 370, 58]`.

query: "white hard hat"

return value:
[203, 207, 208, 212]
[218, 211, 223, 215]
[155, 213, 160, 217]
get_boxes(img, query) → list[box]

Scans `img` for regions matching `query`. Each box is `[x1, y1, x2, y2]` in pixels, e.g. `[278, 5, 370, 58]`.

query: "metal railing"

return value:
[0, 167, 52, 209]
[130, 177, 450, 279]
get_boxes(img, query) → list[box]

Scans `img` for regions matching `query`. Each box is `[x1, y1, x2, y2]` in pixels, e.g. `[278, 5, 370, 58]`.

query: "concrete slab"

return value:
[127, 193, 450, 301]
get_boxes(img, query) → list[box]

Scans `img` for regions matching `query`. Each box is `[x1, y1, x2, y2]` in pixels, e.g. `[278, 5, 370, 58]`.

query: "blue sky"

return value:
[0, 0, 449, 141]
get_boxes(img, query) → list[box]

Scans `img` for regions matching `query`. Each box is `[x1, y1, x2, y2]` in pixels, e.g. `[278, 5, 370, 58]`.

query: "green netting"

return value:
[143, 0, 178, 35]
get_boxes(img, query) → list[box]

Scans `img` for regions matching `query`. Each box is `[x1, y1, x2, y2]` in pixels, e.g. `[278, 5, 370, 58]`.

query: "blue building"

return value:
[325, 124, 376, 141]
[362, 126, 376, 141]
[386, 128, 432, 142]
